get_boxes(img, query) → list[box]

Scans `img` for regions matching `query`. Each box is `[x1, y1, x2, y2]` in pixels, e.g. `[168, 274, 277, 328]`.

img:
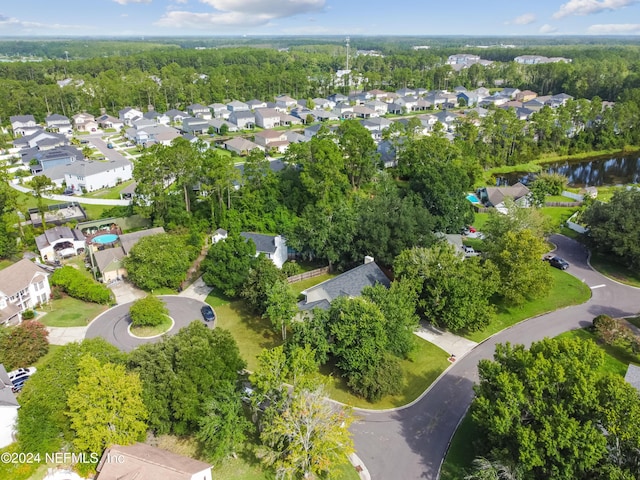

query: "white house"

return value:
[0, 365, 19, 448]
[118, 107, 144, 126]
[229, 111, 255, 130]
[35, 226, 86, 262]
[96, 443, 212, 480]
[240, 232, 288, 269]
[0, 259, 51, 325]
[226, 100, 250, 113]
[39, 156, 133, 193]
[275, 95, 298, 110]
[10, 115, 38, 137]
[253, 130, 290, 154]
[209, 103, 231, 119]
[45, 114, 72, 133]
[254, 108, 282, 129]
[187, 103, 212, 119]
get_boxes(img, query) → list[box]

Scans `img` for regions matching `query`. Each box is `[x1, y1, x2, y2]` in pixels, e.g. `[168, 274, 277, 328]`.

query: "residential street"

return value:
[350, 235, 640, 480]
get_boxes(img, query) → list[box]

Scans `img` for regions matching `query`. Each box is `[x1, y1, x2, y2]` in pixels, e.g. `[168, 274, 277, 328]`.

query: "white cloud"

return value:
[553, 0, 639, 19]
[113, 0, 152, 4]
[539, 24, 558, 33]
[156, 0, 325, 29]
[506, 13, 536, 25]
[175, 0, 188, 3]
[587, 22, 640, 32]
[0, 13, 87, 32]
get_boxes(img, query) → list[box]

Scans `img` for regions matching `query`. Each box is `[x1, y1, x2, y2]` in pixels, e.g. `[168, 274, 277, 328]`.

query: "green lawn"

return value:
[441, 326, 638, 480]
[472, 212, 490, 231]
[590, 252, 640, 288]
[38, 296, 108, 327]
[290, 273, 337, 295]
[321, 336, 450, 409]
[464, 268, 592, 343]
[83, 180, 135, 199]
[130, 315, 173, 338]
[545, 194, 579, 203]
[540, 206, 580, 231]
[0, 259, 13, 270]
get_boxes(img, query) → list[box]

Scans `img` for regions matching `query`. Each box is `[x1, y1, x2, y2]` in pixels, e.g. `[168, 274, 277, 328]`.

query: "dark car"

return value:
[549, 256, 569, 270]
[201, 305, 215, 322]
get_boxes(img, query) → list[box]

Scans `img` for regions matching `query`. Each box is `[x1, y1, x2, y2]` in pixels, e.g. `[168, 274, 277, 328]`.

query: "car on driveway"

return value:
[201, 305, 215, 322]
[9, 367, 37, 393]
[548, 256, 569, 270]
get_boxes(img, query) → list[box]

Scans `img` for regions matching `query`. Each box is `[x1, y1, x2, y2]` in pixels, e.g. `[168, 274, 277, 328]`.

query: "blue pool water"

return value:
[466, 194, 480, 203]
[93, 233, 118, 244]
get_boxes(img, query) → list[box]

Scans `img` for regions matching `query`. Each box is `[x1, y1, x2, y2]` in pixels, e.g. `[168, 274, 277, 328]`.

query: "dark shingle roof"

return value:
[298, 262, 390, 311]
[240, 232, 278, 254]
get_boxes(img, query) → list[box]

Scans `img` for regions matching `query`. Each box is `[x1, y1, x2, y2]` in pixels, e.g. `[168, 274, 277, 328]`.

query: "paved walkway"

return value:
[415, 323, 478, 358]
[179, 276, 213, 302]
[109, 280, 146, 305]
[47, 326, 89, 345]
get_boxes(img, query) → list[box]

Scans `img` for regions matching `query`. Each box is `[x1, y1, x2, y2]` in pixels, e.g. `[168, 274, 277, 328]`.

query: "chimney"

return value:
[364, 256, 374, 265]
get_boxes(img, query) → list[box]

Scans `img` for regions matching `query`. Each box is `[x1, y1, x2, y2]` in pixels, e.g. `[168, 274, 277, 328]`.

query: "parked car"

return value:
[8, 367, 37, 393]
[201, 305, 215, 322]
[107, 143, 114, 149]
[548, 256, 569, 270]
[462, 245, 480, 257]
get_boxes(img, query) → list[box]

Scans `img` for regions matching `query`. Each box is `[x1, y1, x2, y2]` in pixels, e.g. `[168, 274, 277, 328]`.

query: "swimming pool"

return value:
[93, 233, 118, 244]
[466, 194, 480, 203]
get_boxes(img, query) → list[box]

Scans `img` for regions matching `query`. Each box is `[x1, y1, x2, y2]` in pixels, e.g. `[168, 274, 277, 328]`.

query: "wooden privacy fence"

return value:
[287, 267, 330, 284]
[544, 201, 582, 207]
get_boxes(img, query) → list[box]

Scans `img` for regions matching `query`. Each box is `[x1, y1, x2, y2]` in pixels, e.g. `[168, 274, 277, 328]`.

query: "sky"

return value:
[2, 0, 640, 37]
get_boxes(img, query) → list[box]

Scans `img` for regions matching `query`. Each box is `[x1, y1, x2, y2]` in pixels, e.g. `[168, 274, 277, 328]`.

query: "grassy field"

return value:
[464, 268, 592, 343]
[130, 315, 173, 338]
[38, 296, 108, 327]
[471, 212, 490, 231]
[321, 336, 450, 409]
[290, 273, 336, 295]
[540, 206, 579, 231]
[440, 326, 638, 480]
[83, 180, 135, 199]
[590, 252, 640, 288]
[0, 258, 13, 270]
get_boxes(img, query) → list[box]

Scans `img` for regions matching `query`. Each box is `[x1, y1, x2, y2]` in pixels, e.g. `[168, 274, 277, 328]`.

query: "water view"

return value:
[502, 155, 640, 187]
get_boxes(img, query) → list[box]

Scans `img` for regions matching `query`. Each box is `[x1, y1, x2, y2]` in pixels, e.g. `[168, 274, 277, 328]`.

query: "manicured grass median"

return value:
[39, 296, 108, 327]
[590, 252, 640, 288]
[322, 337, 450, 409]
[130, 315, 173, 338]
[464, 268, 591, 343]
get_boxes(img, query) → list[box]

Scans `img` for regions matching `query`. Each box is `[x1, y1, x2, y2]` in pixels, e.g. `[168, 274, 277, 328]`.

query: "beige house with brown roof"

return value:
[479, 182, 531, 212]
[0, 259, 51, 325]
[96, 443, 212, 480]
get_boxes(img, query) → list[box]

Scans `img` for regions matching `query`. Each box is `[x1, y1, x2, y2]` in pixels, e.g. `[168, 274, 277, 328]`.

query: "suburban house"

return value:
[0, 259, 51, 325]
[165, 109, 189, 123]
[91, 227, 165, 283]
[223, 137, 263, 156]
[275, 95, 297, 110]
[97, 114, 124, 131]
[209, 103, 231, 119]
[38, 155, 132, 193]
[187, 103, 211, 119]
[0, 364, 19, 448]
[27, 145, 83, 173]
[229, 111, 256, 130]
[10, 115, 38, 137]
[95, 443, 212, 480]
[45, 114, 72, 133]
[182, 117, 209, 135]
[14, 130, 67, 152]
[367, 89, 388, 101]
[240, 232, 288, 269]
[227, 100, 250, 113]
[478, 182, 531, 211]
[254, 130, 290, 153]
[72, 113, 98, 132]
[364, 99, 389, 115]
[35, 226, 86, 262]
[208, 118, 237, 134]
[126, 125, 181, 146]
[298, 257, 390, 312]
[255, 108, 282, 129]
[328, 93, 348, 104]
[396, 88, 416, 97]
[246, 99, 267, 110]
[625, 364, 640, 394]
[118, 107, 144, 126]
[515, 90, 538, 102]
[353, 105, 379, 119]
[143, 111, 170, 125]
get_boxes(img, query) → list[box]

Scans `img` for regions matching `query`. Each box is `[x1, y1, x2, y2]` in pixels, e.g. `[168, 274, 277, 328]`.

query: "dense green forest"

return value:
[1, 38, 640, 123]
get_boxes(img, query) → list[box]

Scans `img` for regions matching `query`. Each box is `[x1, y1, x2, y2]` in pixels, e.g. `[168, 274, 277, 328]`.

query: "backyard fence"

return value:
[287, 267, 330, 284]
[561, 190, 584, 201]
[544, 201, 582, 207]
[566, 212, 589, 234]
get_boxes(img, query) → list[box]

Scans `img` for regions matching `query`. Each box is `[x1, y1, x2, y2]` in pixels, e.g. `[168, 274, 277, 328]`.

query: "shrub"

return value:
[129, 296, 168, 327]
[281, 261, 304, 278]
[50, 266, 112, 304]
[0, 321, 49, 370]
[21, 309, 35, 320]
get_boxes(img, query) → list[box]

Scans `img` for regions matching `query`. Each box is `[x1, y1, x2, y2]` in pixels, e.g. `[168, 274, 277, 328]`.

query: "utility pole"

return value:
[345, 36, 350, 71]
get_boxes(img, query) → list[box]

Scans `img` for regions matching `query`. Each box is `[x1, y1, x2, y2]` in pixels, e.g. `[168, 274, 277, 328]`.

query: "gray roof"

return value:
[165, 109, 188, 119]
[35, 226, 84, 250]
[120, 227, 165, 255]
[38, 155, 130, 180]
[625, 364, 640, 393]
[93, 247, 125, 274]
[45, 113, 69, 122]
[10, 114, 35, 124]
[230, 111, 255, 120]
[240, 232, 279, 254]
[0, 259, 49, 298]
[298, 262, 390, 311]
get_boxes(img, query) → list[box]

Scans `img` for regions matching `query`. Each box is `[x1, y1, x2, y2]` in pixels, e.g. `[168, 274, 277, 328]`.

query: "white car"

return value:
[8, 367, 37, 392]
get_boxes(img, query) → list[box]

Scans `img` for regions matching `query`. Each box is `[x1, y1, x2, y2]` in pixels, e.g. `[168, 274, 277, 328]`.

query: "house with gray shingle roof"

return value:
[10, 115, 38, 137]
[298, 257, 390, 312]
[0, 259, 51, 325]
[35, 226, 85, 262]
[240, 232, 288, 269]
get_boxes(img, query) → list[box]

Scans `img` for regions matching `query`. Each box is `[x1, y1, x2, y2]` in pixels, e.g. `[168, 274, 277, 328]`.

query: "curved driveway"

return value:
[85, 295, 210, 352]
[351, 235, 640, 480]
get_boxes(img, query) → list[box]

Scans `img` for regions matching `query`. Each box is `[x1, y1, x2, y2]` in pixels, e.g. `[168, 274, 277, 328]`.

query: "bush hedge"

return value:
[50, 266, 112, 305]
[129, 296, 168, 327]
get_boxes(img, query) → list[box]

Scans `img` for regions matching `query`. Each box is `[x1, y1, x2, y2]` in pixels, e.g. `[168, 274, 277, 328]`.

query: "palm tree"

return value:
[464, 457, 522, 480]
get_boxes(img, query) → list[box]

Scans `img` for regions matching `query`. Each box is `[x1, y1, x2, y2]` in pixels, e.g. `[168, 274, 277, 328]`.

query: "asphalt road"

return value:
[85, 295, 212, 352]
[351, 235, 640, 480]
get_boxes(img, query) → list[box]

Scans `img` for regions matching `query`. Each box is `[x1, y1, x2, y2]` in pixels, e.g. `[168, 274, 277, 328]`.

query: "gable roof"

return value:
[484, 182, 530, 207]
[299, 262, 390, 311]
[120, 227, 165, 255]
[240, 232, 279, 254]
[35, 226, 84, 250]
[96, 443, 211, 480]
[93, 247, 126, 274]
[224, 137, 262, 152]
[625, 364, 640, 393]
[10, 115, 36, 124]
[255, 108, 281, 119]
[0, 259, 49, 297]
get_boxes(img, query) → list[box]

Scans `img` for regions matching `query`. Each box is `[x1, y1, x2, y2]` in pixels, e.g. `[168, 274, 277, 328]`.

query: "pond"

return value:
[500, 155, 640, 187]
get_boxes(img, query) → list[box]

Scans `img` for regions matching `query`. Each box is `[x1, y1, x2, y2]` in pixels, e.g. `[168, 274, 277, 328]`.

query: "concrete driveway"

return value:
[350, 235, 640, 480]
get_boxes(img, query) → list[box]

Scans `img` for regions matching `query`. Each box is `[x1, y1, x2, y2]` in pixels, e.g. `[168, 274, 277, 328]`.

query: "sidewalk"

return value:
[47, 326, 89, 345]
[179, 276, 212, 302]
[415, 322, 478, 358]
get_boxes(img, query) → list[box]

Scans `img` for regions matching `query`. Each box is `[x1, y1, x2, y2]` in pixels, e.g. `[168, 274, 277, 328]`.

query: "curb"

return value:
[348, 453, 371, 480]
